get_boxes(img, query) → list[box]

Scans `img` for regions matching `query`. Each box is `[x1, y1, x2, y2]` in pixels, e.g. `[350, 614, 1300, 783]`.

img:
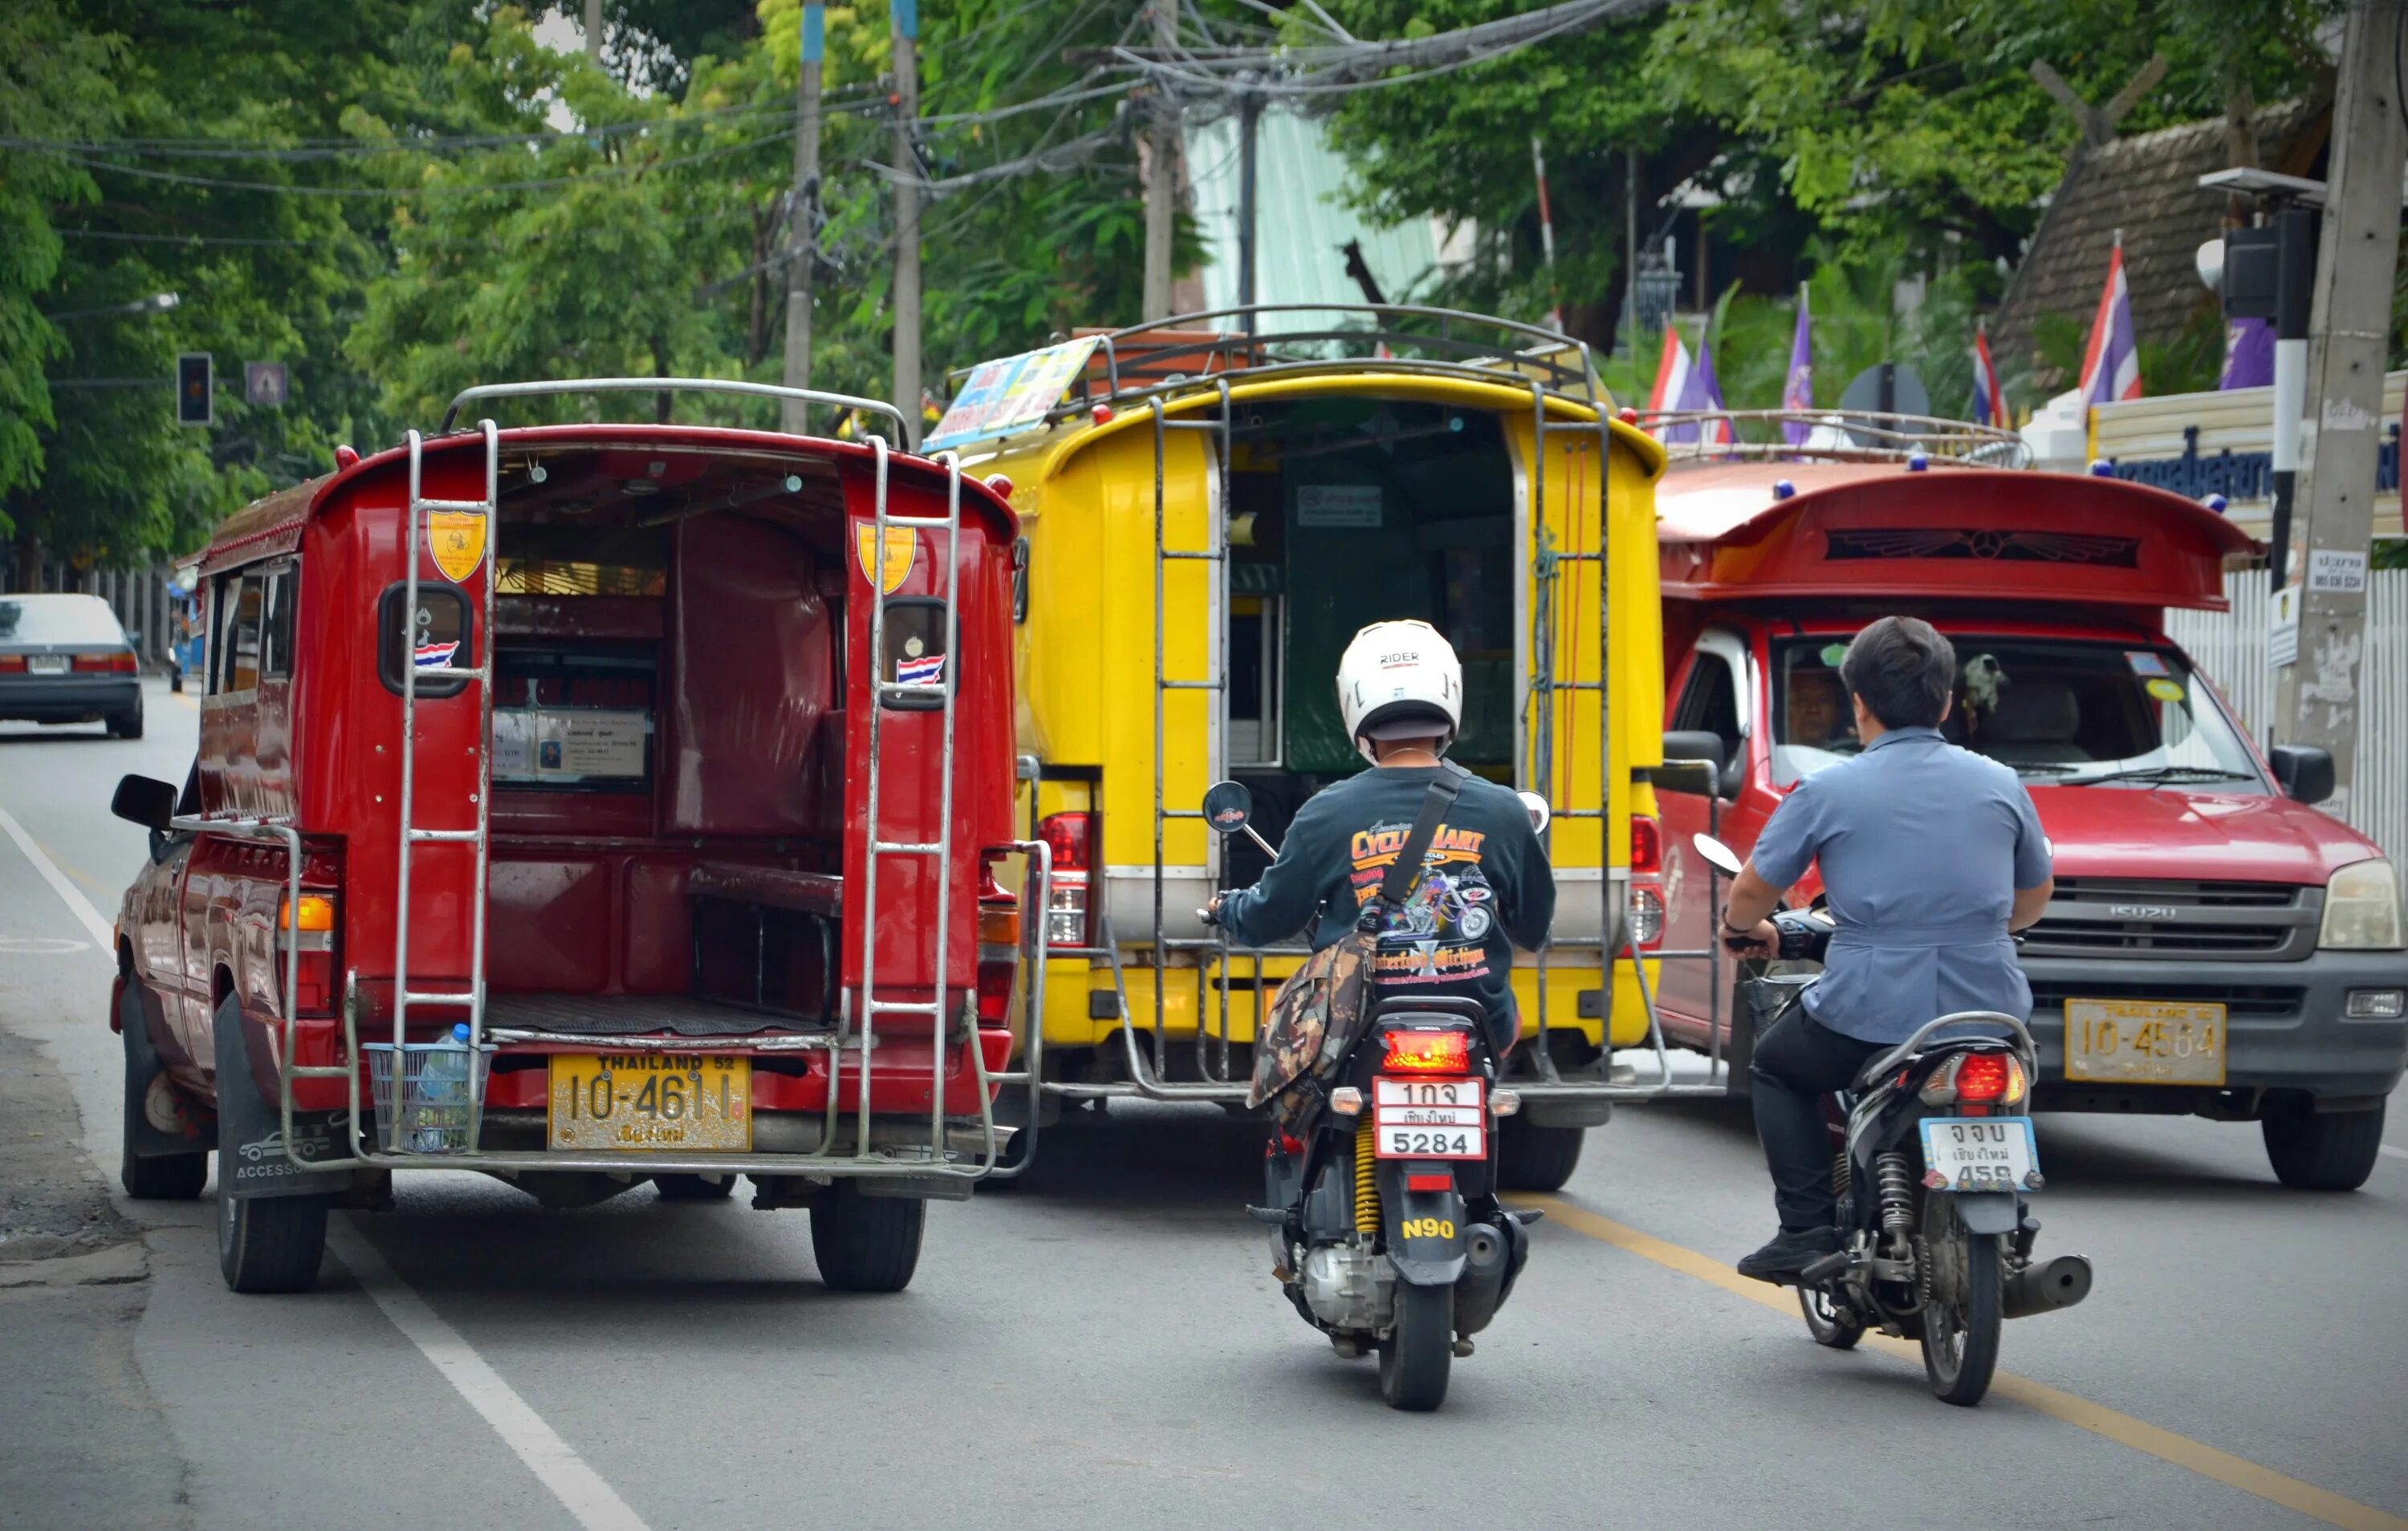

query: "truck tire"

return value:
[1494, 1117, 1584, 1192]
[1377, 1279, 1454, 1411]
[217, 1182, 330, 1293]
[2262, 1099, 2386, 1192]
[653, 1173, 736, 1201]
[810, 1182, 925, 1293]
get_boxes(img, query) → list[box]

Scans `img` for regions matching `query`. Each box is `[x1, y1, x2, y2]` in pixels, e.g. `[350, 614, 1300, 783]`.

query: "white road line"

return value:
[0, 802, 115, 947]
[327, 1219, 654, 1531]
[2381, 1144, 2408, 1162]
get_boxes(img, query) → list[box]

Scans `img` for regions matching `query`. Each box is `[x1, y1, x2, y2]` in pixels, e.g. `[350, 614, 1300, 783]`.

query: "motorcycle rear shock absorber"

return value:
[1877, 1150, 1917, 1240]
[1354, 1117, 1380, 1237]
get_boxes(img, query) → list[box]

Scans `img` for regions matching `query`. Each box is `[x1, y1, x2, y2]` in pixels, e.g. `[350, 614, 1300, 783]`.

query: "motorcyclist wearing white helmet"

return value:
[1209, 619, 1556, 1054]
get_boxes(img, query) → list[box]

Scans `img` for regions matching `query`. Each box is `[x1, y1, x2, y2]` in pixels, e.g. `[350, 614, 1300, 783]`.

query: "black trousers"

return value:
[1750, 1007, 1883, 1232]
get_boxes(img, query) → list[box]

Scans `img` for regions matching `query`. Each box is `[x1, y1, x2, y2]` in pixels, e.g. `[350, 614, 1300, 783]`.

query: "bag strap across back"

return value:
[1371, 762, 1472, 912]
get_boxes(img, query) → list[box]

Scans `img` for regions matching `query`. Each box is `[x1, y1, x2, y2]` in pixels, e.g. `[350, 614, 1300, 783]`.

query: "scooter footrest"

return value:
[1504, 1207, 1546, 1226]
[1245, 1204, 1288, 1224]
[1797, 1249, 1853, 1284]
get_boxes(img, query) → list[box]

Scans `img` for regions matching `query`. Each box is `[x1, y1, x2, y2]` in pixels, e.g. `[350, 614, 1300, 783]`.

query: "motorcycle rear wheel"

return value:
[1378, 1281, 1454, 1411]
[1918, 1193, 2002, 1407]
[1798, 1285, 1865, 1350]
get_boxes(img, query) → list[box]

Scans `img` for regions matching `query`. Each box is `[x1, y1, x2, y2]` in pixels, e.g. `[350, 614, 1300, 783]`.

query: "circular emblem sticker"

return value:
[2145, 678, 2186, 703]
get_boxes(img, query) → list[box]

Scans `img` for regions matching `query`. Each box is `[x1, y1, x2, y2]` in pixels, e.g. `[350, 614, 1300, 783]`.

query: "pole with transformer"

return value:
[2271, 0, 2408, 820]
[781, 3, 824, 433]
[891, 0, 923, 450]
[1141, 0, 1179, 321]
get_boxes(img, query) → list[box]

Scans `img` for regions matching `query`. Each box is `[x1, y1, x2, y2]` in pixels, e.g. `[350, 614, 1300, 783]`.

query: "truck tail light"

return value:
[1627, 812, 1665, 950]
[71, 652, 140, 672]
[1381, 1027, 1471, 1074]
[1038, 810, 1096, 949]
[275, 891, 339, 1017]
[974, 857, 1021, 1024]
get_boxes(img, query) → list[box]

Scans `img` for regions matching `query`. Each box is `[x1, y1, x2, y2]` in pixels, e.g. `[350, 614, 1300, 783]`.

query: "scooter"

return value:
[1694, 832, 2093, 1407]
[1202, 780, 1537, 1411]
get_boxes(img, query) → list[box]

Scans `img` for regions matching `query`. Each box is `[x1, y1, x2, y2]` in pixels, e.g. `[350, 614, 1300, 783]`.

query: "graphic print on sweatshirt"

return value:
[1348, 820, 1497, 985]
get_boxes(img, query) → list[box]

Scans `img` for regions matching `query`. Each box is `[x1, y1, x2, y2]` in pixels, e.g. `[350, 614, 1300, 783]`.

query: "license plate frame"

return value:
[1919, 1115, 2041, 1193]
[26, 654, 67, 675]
[547, 1052, 751, 1153]
[2063, 997, 2227, 1086]
[1373, 1076, 1486, 1160]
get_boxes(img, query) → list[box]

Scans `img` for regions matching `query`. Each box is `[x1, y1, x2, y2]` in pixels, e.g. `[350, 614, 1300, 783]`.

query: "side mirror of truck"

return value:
[111, 774, 177, 834]
[2268, 745, 2335, 806]
[1658, 729, 1728, 798]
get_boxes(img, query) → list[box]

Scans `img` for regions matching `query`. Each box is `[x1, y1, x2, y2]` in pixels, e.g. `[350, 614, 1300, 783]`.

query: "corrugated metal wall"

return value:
[2166, 570, 2406, 883]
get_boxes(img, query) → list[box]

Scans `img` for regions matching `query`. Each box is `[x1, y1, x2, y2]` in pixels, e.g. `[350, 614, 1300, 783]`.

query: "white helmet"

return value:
[1336, 619, 1462, 763]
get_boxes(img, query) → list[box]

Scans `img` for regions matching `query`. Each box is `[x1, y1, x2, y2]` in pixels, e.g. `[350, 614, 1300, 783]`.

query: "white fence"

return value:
[2166, 570, 2407, 880]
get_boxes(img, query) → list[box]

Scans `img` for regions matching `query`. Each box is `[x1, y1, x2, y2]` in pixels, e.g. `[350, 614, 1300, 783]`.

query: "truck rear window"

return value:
[1771, 637, 2266, 793]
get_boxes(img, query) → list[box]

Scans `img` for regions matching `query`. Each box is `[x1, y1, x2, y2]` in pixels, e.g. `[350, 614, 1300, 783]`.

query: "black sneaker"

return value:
[1736, 1226, 1840, 1285]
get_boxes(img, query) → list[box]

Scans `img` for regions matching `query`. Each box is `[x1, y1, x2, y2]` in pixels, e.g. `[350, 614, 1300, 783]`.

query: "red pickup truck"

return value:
[1650, 453, 2406, 1190]
[107, 380, 1043, 1293]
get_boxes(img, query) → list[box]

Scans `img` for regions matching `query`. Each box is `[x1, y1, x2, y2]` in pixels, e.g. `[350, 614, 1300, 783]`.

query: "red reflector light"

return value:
[1629, 814, 1662, 875]
[1267, 1134, 1304, 1158]
[1954, 1052, 2010, 1103]
[1381, 1029, 1471, 1073]
[1405, 1172, 1452, 1192]
[71, 652, 138, 672]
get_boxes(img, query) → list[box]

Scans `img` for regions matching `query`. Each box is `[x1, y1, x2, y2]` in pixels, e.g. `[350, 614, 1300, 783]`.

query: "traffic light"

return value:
[176, 352, 213, 427]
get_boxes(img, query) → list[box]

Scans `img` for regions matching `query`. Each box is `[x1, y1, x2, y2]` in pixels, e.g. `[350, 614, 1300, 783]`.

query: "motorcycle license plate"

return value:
[1919, 1116, 2040, 1194]
[1373, 1077, 1485, 1159]
[547, 1053, 750, 1152]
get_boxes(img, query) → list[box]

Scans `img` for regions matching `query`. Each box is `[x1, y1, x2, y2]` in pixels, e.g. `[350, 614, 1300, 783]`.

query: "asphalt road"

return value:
[4, 681, 2406, 1531]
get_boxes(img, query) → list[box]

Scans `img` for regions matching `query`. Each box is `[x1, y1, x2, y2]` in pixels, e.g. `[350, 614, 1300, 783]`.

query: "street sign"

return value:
[2269, 583, 2301, 668]
[175, 353, 213, 427]
[245, 361, 287, 407]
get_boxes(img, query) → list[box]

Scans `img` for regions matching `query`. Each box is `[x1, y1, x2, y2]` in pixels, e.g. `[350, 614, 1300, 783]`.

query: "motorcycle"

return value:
[1202, 780, 1538, 1411]
[1694, 833, 2093, 1407]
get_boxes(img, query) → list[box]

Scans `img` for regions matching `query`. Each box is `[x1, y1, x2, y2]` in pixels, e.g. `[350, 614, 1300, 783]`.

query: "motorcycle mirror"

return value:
[1202, 779, 1253, 835]
[1691, 832, 1744, 878]
[1517, 790, 1551, 835]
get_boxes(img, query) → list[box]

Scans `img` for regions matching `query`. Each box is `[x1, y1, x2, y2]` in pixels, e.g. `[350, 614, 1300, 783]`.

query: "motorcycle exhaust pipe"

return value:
[1450, 1222, 1512, 1337]
[2003, 1254, 2093, 1319]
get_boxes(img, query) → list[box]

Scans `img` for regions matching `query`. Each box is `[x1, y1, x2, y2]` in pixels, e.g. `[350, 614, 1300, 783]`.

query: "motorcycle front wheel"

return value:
[1379, 1281, 1454, 1411]
[1918, 1192, 2003, 1407]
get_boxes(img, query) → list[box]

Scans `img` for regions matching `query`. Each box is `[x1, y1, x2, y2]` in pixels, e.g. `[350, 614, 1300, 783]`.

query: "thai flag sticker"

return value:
[897, 653, 946, 687]
[414, 640, 460, 670]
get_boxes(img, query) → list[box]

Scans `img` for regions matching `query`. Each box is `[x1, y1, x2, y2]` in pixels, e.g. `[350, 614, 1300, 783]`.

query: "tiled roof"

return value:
[1991, 99, 2327, 396]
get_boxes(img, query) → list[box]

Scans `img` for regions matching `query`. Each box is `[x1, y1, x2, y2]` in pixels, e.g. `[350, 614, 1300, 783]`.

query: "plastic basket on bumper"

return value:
[364, 1031, 494, 1154]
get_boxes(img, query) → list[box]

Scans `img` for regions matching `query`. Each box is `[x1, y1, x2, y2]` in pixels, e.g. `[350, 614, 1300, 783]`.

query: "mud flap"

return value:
[120, 981, 214, 1159]
[1377, 1160, 1467, 1285]
[1952, 1192, 2020, 1237]
[212, 1003, 350, 1200]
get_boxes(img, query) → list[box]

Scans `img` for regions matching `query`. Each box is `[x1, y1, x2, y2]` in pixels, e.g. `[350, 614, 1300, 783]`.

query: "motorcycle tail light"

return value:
[1381, 1028, 1471, 1073]
[1328, 1086, 1364, 1116]
[1954, 1053, 2011, 1103]
[1920, 1050, 2025, 1107]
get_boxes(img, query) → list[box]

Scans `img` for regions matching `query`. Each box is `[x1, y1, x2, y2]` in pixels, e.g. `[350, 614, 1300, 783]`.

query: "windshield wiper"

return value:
[2061, 766, 2260, 787]
[2003, 761, 2086, 775]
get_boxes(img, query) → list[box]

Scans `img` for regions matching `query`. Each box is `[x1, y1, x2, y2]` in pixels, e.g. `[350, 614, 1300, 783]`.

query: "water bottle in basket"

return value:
[412, 1023, 474, 1153]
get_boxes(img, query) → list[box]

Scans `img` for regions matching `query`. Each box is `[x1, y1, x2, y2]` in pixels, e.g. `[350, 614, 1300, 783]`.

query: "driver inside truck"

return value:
[1784, 668, 1848, 749]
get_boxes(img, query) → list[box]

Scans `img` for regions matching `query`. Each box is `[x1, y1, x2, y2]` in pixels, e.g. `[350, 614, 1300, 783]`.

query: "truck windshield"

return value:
[1769, 637, 2266, 793]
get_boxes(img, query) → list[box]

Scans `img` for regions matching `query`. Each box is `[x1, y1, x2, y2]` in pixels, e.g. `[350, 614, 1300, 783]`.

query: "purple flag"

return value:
[1781, 287, 1813, 445]
[1679, 336, 1734, 446]
[2219, 318, 2273, 390]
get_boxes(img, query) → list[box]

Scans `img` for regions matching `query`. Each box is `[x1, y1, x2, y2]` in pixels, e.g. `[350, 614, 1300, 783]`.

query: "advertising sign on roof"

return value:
[925, 336, 1100, 452]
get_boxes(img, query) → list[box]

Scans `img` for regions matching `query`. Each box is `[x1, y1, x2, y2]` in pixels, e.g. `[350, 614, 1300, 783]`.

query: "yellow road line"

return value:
[1525, 1194, 2408, 1531]
[171, 690, 198, 710]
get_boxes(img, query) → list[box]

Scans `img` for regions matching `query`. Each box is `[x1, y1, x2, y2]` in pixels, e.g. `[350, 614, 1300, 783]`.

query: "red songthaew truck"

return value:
[1649, 445, 2405, 1191]
[108, 380, 1047, 1293]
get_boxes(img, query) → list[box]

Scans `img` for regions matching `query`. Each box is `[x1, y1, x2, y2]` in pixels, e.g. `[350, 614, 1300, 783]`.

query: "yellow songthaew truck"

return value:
[934, 307, 1706, 1188]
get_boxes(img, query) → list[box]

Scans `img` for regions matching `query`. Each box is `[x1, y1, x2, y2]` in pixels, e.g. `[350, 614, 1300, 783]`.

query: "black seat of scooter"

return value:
[1853, 1051, 1912, 1092]
[1365, 995, 1488, 1026]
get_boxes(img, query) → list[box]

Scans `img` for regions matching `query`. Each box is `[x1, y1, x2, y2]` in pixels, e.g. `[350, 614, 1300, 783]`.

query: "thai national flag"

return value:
[1971, 327, 2006, 427]
[897, 653, 946, 687]
[1682, 337, 1735, 447]
[2076, 242, 2144, 407]
[413, 640, 459, 670]
[2219, 317, 2274, 390]
[1645, 326, 1692, 441]
[1781, 288, 1813, 445]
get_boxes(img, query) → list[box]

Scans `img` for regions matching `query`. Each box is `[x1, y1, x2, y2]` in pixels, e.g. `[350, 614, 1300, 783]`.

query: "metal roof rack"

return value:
[437, 376, 909, 438]
[1637, 408, 2032, 469]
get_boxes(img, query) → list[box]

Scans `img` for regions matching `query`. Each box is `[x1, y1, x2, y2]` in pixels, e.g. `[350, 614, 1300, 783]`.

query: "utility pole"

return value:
[1235, 81, 1263, 334]
[891, 0, 923, 450]
[1141, 0, 1180, 321]
[781, 3, 824, 434]
[2272, 0, 2408, 818]
[584, 0, 603, 63]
